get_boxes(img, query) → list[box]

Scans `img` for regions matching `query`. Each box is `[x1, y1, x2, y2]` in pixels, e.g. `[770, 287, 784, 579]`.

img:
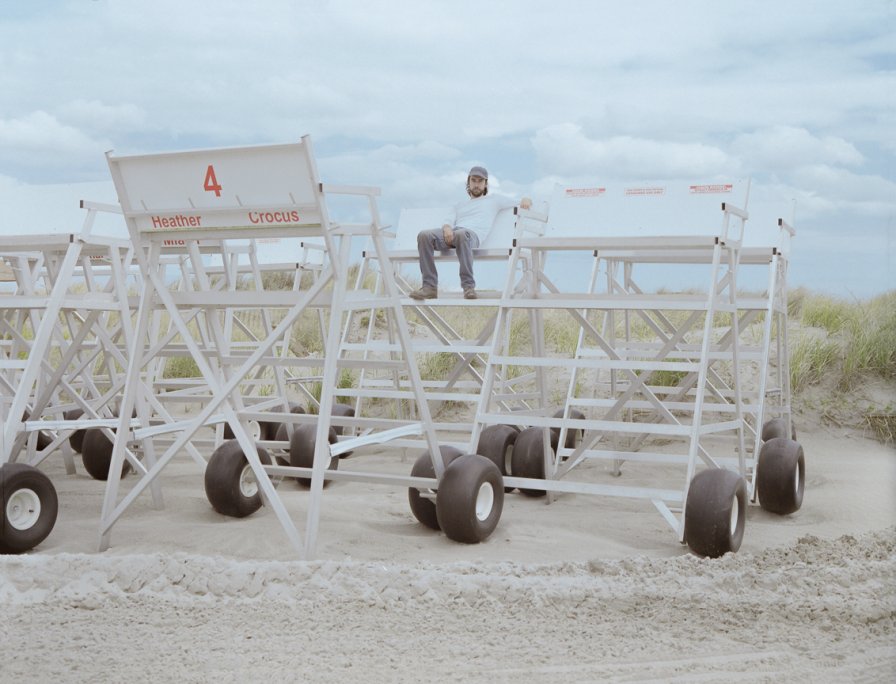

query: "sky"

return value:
[0, 0, 894, 297]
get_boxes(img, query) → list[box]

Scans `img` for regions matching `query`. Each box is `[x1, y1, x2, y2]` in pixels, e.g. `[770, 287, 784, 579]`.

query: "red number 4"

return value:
[204, 164, 222, 197]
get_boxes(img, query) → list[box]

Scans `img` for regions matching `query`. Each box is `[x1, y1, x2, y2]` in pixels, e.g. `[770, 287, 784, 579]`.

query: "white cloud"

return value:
[0, 111, 112, 179]
[316, 141, 470, 226]
[789, 165, 896, 216]
[0, 111, 92, 149]
[532, 123, 734, 180]
[368, 141, 462, 164]
[0, 111, 112, 183]
[320, 141, 461, 187]
[732, 126, 864, 171]
[56, 99, 148, 134]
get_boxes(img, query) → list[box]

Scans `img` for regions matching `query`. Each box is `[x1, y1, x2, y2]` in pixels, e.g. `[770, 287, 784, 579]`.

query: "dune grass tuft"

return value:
[790, 291, 896, 392]
[158, 270, 894, 443]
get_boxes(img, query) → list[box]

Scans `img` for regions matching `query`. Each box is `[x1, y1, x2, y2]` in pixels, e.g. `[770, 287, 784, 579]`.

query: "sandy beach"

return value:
[1, 422, 894, 682]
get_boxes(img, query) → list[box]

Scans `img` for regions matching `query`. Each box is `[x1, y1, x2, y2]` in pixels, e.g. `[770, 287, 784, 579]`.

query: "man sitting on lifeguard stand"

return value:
[410, 165, 531, 300]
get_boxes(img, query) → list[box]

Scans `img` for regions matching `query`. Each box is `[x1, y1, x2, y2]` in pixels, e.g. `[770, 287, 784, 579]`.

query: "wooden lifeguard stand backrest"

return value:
[544, 180, 750, 241]
[107, 138, 327, 239]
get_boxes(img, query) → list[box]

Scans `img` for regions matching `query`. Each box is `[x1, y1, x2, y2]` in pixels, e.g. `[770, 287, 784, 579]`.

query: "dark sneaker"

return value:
[409, 285, 438, 300]
[463, 288, 478, 300]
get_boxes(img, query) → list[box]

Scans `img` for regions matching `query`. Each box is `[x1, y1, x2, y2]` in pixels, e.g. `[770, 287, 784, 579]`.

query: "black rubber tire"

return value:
[511, 427, 550, 497]
[80, 428, 132, 481]
[289, 424, 339, 488]
[330, 403, 355, 436]
[260, 420, 279, 441]
[436, 454, 504, 543]
[551, 408, 585, 450]
[273, 423, 291, 467]
[408, 446, 462, 531]
[270, 403, 305, 447]
[684, 469, 747, 558]
[761, 417, 797, 442]
[64, 409, 86, 453]
[0, 463, 58, 554]
[23, 411, 54, 451]
[331, 403, 355, 457]
[476, 425, 517, 492]
[223, 418, 264, 442]
[757, 437, 805, 515]
[204, 440, 272, 518]
[112, 398, 137, 418]
[262, 402, 306, 440]
[271, 404, 307, 468]
[274, 423, 289, 442]
[36, 430, 54, 451]
[227, 403, 304, 443]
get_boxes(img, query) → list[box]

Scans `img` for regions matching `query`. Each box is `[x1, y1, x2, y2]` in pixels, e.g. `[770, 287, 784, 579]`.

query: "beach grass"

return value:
[789, 290, 896, 390]
[158, 272, 894, 443]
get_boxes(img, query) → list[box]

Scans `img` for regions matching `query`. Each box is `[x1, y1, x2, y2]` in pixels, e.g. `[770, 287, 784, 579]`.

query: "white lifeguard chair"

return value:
[469, 179, 804, 557]
[98, 137, 508, 558]
[0, 201, 138, 552]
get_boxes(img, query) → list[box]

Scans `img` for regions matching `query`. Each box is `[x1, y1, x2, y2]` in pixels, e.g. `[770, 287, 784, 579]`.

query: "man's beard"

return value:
[469, 186, 484, 197]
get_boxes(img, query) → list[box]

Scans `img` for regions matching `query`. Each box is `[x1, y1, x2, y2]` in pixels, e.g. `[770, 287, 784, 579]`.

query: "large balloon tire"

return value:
[436, 454, 504, 544]
[289, 424, 339, 488]
[761, 417, 797, 442]
[273, 423, 291, 467]
[81, 428, 132, 481]
[223, 419, 265, 442]
[23, 411, 54, 451]
[0, 463, 58, 554]
[270, 402, 306, 465]
[511, 427, 550, 497]
[331, 403, 355, 458]
[476, 425, 517, 492]
[330, 403, 355, 436]
[551, 408, 585, 451]
[64, 409, 86, 453]
[260, 420, 279, 441]
[204, 440, 272, 518]
[408, 446, 462, 531]
[260, 401, 307, 441]
[684, 469, 747, 558]
[757, 437, 805, 515]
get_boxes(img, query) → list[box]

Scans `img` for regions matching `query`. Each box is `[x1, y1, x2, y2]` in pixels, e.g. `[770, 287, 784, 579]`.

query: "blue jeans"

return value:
[416, 227, 480, 290]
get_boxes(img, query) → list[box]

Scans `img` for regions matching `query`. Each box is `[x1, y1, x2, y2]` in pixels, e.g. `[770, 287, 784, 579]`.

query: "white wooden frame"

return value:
[471, 180, 757, 543]
[99, 137, 444, 559]
[1, 203, 138, 475]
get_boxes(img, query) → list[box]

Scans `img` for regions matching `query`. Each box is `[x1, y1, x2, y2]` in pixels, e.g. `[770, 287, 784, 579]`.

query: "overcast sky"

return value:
[1, 0, 893, 296]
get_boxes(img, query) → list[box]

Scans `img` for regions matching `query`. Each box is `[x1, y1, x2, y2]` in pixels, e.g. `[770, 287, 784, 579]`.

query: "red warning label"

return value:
[565, 187, 606, 198]
[689, 184, 733, 194]
[624, 186, 665, 196]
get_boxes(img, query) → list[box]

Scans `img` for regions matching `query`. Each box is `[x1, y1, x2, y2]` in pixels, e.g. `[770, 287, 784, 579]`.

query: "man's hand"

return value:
[442, 224, 454, 247]
[520, 197, 533, 210]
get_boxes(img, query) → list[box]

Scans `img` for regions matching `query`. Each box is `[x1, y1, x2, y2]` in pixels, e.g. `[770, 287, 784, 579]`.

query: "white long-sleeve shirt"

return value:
[444, 194, 519, 241]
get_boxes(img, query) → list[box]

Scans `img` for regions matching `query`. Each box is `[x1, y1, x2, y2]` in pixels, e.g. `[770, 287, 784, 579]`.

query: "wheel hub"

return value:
[475, 482, 494, 521]
[729, 495, 740, 537]
[239, 464, 259, 498]
[6, 487, 41, 531]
